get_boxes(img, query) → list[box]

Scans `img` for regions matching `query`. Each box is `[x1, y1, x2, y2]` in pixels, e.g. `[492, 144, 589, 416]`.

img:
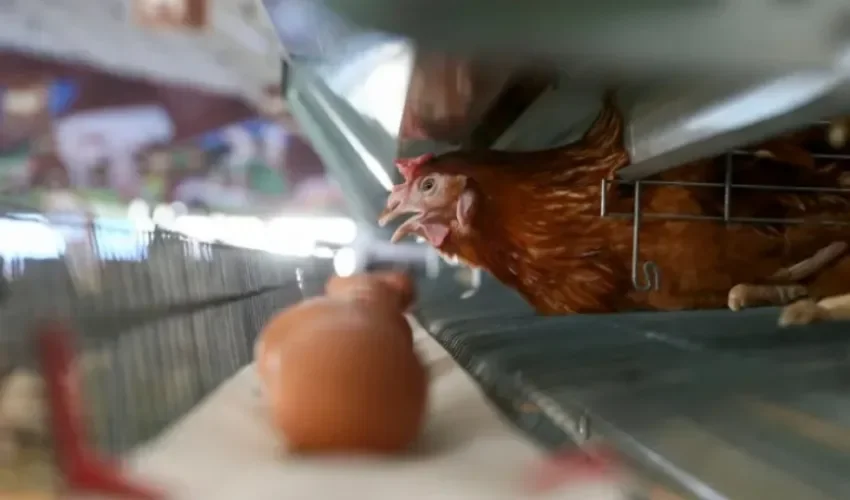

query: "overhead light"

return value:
[152, 204, 177, 228]
[312, 246, 335, 259]
[310, 89, 395, 190]
[349, 41, 413, 138]
[267, 215, 357, 245]
[216, 215, 267, 249]
[171, 201, 189, 216]
[333, 247, 358, 277]
[127, 198, 153, 230]
[0, 218, 64, 259]
[173, 215, 218, 242]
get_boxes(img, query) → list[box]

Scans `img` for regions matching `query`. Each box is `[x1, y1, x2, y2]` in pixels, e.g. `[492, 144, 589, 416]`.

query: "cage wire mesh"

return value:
[602, 120, 850, 292]
[0, 211, 328, 493]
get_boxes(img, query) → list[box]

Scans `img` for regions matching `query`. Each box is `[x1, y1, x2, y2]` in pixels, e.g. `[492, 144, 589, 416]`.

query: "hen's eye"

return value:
[420, 178, 436, 192]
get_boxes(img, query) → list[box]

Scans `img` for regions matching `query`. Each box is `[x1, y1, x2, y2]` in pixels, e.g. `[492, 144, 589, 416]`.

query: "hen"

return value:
[379, 95, 850, 316]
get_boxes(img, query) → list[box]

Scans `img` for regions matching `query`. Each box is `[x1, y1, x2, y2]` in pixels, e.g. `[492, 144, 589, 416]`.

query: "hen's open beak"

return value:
[378, 205, 423, 243]
[378, 186, 422, 243]
[378, 187, 409, 226]
[378, 202, 406, 227]
[389, 213, 425, 243]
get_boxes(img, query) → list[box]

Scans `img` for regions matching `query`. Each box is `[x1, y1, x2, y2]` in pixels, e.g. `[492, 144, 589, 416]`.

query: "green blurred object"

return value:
[248, 161, 288, 195]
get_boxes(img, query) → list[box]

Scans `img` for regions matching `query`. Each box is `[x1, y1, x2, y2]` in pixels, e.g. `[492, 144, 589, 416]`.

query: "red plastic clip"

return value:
[37, 321, 164, 499]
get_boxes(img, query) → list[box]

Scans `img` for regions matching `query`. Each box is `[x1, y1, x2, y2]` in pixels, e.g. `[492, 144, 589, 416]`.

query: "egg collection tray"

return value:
[414, 288, 850, 500]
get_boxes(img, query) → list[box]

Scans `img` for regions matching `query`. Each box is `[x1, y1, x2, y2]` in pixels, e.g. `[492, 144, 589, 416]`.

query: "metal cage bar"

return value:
[601, 146, 850, 291]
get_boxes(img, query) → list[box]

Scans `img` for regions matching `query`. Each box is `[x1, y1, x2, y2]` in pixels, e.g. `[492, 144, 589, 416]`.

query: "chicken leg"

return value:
[779, 293, 850, 326]
[727, 241, 848, 311]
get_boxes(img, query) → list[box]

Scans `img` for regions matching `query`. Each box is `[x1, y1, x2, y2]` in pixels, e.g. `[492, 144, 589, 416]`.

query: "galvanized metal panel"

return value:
[321, 0, 850, 77]
[287, 64, 396, 228]
[424, 304, 850, 499]
[618, 78, 850, 180]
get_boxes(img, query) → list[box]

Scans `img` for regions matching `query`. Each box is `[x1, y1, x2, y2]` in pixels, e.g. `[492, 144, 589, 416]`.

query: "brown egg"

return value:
[267, 299, 428, 454]
[255, 297, 339, 387]
[373, 271, 416, 310]
[325, 274, 415, 347]
[326, 271, 416, 312]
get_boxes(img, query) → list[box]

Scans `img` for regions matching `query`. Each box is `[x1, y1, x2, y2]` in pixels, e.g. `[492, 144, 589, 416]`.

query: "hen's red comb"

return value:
[395, 153, 435, 182]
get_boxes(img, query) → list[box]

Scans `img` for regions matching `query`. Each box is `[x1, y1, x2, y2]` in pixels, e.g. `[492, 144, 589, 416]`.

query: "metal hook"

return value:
[634, 260, 660, 292]
[631, 180, 661, 292]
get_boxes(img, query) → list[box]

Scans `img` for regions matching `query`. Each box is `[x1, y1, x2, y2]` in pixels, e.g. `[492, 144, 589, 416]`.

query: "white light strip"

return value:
[309, 87, 395, 191]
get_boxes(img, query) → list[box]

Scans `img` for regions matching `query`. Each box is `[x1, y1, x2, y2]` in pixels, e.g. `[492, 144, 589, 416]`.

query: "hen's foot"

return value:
[731, 241, 849, 311]
[778, 299, 827, 326]
[778, 292, 850, 327]
[727, 283, 808, 311]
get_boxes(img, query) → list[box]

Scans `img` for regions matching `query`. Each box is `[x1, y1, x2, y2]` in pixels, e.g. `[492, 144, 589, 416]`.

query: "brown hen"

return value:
[379, 96, 850, 315]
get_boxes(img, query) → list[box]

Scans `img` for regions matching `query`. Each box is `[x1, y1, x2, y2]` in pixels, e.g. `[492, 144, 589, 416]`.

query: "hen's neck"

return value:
[438, 96, 629, 286]
[444, 146, 630, 290]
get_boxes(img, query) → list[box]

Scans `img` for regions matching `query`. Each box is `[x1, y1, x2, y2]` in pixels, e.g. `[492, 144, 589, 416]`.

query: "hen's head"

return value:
[378, 153, 478, 248]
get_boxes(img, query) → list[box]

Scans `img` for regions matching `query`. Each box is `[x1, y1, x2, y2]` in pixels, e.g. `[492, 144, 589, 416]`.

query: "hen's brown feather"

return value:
[416, 99, 850, 314]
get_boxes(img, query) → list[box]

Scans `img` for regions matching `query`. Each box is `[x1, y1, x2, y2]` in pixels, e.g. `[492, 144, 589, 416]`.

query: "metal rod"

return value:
[732, 149, 850, 161]
[730, 184, 850, 193]
[603, 211, 850, 226]
[631, 180, 641, 287]
[723, 154, 733, 221]
[599, 179, 609, 217]
[630, 181, 660, 292]
[606, 152, 850, 229]
[607, 142, 850, 292]
[611, 178, 850, 195]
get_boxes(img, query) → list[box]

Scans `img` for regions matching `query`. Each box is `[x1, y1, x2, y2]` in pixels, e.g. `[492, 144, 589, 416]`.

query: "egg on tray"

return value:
[254, 272, 427, 455]
[325, 270, 416, 312]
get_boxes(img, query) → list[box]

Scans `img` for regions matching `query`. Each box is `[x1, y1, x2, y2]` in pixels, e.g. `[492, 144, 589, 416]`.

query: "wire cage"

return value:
[0, 212, 329, 497]
[601, 119, 850, 292]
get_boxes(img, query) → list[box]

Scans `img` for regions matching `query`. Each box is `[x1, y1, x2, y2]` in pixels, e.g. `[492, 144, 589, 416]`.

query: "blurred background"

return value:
[0, 1, 359, 267]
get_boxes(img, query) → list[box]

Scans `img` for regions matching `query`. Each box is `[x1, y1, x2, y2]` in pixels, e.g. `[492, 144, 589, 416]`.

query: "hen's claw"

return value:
[727, 284, 748, 311]
[728, 283, 808, 311]
[778, 299, 827, 327]
[779, 293, 850, 327]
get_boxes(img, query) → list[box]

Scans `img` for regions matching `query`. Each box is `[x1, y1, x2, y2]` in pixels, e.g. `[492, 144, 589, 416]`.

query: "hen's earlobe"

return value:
[456, 189, 477, 230]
